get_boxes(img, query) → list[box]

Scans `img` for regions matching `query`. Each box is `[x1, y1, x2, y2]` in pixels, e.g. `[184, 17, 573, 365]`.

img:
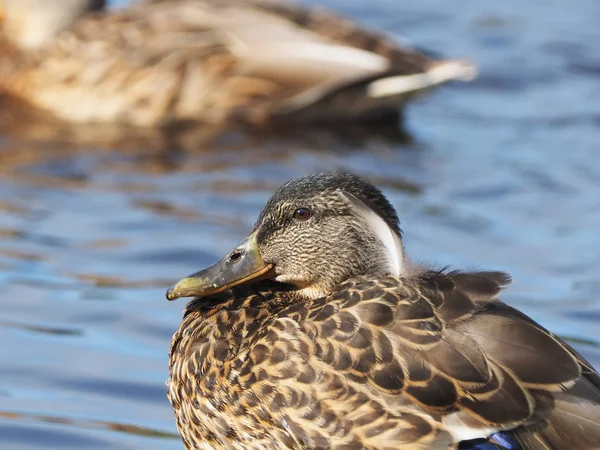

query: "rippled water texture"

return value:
[1, 0, 600, 448]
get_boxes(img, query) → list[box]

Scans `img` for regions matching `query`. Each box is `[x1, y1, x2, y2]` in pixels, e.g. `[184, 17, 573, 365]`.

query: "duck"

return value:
[0, 0, 476, 127]
[166, 172, 600, 449]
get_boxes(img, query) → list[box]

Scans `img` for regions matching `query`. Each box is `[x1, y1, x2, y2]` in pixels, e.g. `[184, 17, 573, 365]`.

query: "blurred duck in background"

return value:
[0, 0, 476, 128]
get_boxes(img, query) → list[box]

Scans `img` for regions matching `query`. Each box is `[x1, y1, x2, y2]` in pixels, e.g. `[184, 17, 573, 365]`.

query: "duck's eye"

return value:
[293, 208, 312, 221]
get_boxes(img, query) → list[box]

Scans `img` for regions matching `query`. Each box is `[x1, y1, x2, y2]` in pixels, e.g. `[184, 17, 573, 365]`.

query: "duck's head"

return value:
[0, 0, 105, 49]
[167, 172, 406, 301]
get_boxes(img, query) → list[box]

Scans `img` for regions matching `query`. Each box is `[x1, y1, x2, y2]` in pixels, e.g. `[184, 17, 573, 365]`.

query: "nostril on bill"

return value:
[228, 251, 243, 263]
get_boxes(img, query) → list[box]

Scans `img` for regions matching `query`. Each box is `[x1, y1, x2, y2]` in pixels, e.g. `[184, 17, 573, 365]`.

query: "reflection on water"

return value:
[0, 411, 178, 439]
[1, 0, 600, 448]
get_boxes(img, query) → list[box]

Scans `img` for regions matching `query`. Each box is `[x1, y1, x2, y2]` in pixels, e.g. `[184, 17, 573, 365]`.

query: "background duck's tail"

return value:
[366, 58, 477, 98]
[274, 58, 477, 123]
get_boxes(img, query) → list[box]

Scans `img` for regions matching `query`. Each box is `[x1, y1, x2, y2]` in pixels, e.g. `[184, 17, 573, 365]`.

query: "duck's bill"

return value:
[166, 232, 274, 301]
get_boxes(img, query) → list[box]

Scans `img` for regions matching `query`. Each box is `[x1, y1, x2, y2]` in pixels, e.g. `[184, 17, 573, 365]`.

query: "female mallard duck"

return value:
[166, 172, 600, 449]
[0, 0, 475, 127]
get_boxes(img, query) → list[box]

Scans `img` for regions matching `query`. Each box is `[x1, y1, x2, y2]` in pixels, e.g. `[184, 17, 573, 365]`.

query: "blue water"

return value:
[1, 0, 600, 448]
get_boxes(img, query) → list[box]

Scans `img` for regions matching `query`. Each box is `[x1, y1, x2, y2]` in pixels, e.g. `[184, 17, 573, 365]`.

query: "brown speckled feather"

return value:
[0, 0, 475, 126]
[168, 271, 599, 449]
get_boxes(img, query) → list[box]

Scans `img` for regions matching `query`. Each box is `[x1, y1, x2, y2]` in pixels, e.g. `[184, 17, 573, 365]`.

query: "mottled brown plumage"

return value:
[166, 172, 600, 449]
[0, 0, 475, 127]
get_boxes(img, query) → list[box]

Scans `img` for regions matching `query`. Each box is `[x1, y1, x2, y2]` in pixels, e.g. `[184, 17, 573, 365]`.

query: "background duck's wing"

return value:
[137, 0, 475, 122]
[0, 0, 474, 126]
[236, 0, 476, 121]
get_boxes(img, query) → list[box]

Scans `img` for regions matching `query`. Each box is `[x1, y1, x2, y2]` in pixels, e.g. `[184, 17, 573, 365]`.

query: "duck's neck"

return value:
[289, 266, 402, 301]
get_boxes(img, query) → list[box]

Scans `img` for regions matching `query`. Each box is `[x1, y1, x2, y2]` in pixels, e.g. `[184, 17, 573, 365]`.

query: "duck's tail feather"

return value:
[366, 59, 477, 99]
[460, 340, 600, 450]
[274, 58, 477, 123]
[504, 340, 600, 450]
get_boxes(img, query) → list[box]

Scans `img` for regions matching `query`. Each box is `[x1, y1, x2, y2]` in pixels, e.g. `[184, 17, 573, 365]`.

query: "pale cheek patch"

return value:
[336, 190, 404, 277]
